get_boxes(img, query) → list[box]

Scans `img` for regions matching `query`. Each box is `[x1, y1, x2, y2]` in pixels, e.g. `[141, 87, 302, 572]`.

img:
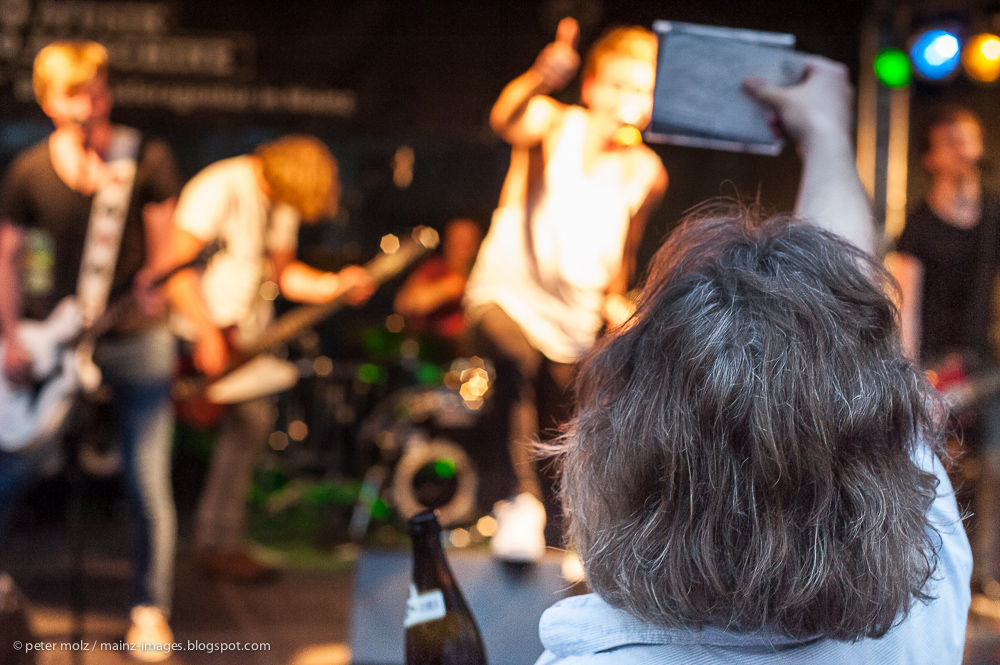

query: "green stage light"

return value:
[433, 458, 457, 479]
[875, 48, 912, 87]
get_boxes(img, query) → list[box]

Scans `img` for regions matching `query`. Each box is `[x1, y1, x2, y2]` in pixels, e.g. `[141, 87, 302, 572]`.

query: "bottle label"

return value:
[404, 583, 447, 628]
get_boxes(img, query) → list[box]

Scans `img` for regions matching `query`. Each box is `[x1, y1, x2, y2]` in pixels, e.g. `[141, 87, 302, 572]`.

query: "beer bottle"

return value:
[405, 511, 487, 665]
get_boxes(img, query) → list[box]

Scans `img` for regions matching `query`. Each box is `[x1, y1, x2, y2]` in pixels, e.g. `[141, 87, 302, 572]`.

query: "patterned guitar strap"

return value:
[75, 126, 142, 391]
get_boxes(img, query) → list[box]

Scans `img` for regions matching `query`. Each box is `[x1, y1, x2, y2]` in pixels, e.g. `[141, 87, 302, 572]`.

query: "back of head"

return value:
[33, 41, 108, 106]
[255, 135, 337, 221]
[582, 25, 657, 80]
[559, 205, 946, 640]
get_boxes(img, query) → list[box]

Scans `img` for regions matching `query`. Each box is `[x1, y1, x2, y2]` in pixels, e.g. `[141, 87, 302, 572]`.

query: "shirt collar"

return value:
[539, 594, 819, 657]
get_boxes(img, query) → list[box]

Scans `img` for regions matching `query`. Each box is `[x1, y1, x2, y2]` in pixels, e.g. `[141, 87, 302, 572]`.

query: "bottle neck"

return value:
[411, 527, 454, 591]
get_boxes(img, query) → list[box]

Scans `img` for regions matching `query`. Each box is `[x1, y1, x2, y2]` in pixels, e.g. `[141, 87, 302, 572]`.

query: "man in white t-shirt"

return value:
[464, 19, 667, 560]
[167, 135, 374, 579]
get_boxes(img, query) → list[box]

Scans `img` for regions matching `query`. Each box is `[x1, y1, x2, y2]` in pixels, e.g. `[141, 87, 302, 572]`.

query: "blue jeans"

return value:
[0, 326, 176, 614]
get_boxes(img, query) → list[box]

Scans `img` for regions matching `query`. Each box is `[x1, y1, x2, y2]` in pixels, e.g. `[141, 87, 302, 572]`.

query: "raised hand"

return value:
[532, 17, 581, 93]
[742, 56, 854, 148]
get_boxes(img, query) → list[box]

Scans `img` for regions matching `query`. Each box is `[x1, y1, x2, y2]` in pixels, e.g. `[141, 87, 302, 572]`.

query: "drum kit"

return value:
[222, 335, 496, 542]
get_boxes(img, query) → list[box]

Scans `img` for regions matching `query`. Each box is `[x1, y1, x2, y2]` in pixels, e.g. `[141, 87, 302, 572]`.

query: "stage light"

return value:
[874, 48, 912, 88]
[910, 29, 961, 80]
[963, 33, 1000, 82]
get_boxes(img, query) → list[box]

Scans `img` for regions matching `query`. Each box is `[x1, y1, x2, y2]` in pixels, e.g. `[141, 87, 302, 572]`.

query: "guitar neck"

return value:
[238, 297, 347, 358]
[233, 232, 436, 363]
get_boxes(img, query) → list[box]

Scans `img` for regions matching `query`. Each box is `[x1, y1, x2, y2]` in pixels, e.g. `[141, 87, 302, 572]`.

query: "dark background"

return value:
[0, 0, 871, 353]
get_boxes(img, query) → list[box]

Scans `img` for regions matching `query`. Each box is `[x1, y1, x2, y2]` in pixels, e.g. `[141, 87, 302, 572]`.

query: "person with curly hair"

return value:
[166, 135, 375, 580]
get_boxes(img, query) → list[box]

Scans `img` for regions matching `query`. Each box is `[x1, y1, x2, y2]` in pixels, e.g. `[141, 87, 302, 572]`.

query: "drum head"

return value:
[392, 437, 478, 527]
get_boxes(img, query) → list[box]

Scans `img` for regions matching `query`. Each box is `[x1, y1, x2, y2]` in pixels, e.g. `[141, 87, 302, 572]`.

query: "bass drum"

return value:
[357, 381, 487, 529]
[391, 435, 478, 527]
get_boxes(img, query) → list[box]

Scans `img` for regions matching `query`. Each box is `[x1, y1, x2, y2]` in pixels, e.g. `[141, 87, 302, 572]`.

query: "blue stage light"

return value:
[910, 29, 961, 80]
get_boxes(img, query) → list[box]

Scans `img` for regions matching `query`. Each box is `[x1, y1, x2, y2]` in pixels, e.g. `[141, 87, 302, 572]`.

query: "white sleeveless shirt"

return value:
[466, 106, 656, 363]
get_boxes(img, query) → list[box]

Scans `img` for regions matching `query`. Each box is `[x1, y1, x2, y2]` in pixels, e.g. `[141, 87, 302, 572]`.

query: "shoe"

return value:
[125, 605, 173, 662]
[490, 492, 547, 563]
[197, 548, 280, 582]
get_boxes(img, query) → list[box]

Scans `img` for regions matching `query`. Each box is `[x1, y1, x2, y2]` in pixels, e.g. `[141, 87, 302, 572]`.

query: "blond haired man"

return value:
[465, 20, 668, 560]
[167, 135, 374, 579]
[0, 41, 181, 661]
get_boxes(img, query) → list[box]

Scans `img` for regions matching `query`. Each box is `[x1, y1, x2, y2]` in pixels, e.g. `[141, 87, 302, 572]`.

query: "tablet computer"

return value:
[647, 21, 808, 155]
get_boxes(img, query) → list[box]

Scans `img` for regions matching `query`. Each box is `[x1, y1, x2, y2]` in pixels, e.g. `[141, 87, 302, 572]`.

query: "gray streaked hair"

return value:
[555, 204, 948, 640]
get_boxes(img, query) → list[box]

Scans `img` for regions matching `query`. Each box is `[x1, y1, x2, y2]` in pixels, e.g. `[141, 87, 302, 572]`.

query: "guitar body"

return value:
[0, 298, 82, 453]
[0, 244, 222, 450]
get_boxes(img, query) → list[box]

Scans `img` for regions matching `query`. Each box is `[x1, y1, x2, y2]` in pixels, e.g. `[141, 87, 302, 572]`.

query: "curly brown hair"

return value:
[255, 135, 337, 221]
[556, 204, 948, 640]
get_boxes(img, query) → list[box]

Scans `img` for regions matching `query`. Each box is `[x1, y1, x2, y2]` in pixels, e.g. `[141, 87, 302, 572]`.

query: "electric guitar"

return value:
[0, 242, 221, 453]
[930, 355, 1000, 413]
[173, 226, 440, 419]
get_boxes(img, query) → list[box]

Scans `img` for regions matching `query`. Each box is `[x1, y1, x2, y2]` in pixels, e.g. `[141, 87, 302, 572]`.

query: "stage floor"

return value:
[1, 518, 354, 665]
[3, 497, 1000, 664]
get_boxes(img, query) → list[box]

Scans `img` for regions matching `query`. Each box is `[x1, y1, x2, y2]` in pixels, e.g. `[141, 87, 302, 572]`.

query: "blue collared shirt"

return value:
[536, 445, 971, 665]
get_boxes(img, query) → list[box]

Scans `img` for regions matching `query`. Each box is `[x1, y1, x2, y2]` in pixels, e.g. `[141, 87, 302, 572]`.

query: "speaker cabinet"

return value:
[350, 549, 576, 665]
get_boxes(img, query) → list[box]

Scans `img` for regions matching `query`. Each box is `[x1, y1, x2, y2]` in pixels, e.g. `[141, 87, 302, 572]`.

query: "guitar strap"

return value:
[76, 126, 142, 329]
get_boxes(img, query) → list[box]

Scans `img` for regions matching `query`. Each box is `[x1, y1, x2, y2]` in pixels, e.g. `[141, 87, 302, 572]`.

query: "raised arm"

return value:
[489, 17, 579, 146]
[744, 57, 875, 256]
[885, 250, 925, 360]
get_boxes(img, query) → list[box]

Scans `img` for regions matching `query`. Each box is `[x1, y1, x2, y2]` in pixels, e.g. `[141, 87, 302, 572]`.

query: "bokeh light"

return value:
[963, 33, 1000, 82]
[874, 48, 912, 88]
[910, 29, 961, 80]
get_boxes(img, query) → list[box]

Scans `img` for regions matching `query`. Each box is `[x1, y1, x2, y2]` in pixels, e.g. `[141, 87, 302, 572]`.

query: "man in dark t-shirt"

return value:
[0, 41, 180, 660]
[3, 137, 180, 322]
[891, 106, 1000, 605]
[896, 185, 1000, 363]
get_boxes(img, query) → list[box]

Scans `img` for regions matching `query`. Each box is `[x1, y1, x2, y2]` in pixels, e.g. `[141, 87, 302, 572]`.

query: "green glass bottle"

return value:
[405, 511, 487, 665]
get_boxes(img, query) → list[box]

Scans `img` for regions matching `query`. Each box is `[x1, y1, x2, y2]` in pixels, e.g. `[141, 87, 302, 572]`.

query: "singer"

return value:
[464, 19, 668, 561]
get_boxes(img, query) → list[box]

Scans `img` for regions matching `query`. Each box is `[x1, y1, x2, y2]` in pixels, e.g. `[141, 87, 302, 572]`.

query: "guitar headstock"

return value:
[367, 226, 439, 283]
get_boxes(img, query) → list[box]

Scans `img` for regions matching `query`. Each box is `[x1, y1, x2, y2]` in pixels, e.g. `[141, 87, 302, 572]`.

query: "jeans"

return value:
[194, 396, 275, 552]
[0, 325, 177, 614]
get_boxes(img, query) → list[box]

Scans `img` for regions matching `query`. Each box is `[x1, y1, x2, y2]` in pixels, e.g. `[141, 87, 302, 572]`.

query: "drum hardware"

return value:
[347, 357, 495, 541]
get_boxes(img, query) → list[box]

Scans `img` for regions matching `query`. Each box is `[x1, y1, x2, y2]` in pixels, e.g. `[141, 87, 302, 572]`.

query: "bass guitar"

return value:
[173, 226, 439, 421]
[0, 242, 221, 453]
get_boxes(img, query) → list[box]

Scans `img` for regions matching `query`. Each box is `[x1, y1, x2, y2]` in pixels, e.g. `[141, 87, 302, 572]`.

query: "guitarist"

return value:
[0, 42, 181, 660]
[166, 135, 374, 580]
[888, 106, 1000, 608]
